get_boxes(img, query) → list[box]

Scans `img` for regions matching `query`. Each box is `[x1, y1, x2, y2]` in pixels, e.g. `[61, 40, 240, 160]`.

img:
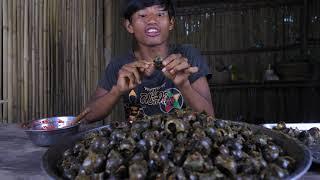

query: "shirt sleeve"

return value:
[179, 44, 212, 83]
[98, 60, 119, 91]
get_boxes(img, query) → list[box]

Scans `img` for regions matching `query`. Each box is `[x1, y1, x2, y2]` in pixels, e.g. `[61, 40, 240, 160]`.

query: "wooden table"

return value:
[0, 123, 319, 180]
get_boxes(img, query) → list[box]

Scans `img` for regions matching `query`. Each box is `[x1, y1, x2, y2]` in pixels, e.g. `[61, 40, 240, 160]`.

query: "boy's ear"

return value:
[124, 19, 134, 34]
[169, 18, 175, 31]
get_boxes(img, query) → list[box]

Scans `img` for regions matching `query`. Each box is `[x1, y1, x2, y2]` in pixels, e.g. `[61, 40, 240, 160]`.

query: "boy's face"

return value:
[124, 5, 174, 47]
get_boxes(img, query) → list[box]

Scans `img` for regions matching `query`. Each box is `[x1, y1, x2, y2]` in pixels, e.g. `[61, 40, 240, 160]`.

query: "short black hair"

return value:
[123, 0, 176, 20]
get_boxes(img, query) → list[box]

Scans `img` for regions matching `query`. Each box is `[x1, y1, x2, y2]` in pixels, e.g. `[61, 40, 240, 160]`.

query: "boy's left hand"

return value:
[161, 54, 198, 88]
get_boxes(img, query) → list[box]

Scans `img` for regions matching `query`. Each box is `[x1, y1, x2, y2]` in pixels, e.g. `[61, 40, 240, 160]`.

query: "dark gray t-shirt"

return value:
[98, 44, 210, 118]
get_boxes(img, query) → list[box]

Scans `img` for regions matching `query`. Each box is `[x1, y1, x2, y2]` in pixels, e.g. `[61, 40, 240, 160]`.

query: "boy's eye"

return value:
[158, 12, 167, 16]
[138, 14, 146, 18]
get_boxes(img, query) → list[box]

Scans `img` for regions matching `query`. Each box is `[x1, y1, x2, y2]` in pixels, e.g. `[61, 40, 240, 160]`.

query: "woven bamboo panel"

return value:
[0, 0, 110, 123]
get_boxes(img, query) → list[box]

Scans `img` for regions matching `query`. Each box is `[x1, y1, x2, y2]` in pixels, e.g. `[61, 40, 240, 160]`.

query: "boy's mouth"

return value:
[145, 26, 160, 37]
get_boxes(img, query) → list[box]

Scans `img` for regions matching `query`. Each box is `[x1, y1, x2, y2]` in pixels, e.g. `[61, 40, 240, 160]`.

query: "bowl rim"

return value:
[24, 116, 78, 132]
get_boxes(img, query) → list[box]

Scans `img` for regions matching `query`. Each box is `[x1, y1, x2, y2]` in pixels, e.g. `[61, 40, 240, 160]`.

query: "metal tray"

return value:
[263, 123, 320, 164]
[42, 122, 312, 180]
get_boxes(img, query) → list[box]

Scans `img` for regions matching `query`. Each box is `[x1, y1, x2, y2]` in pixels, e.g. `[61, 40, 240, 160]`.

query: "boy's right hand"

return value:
[116, 61, 152, 94]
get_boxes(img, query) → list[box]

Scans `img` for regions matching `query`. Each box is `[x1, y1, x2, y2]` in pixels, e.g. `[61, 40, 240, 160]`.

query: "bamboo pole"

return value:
[71, 0, 76, 114]
[39, 0, 44, 117]
[96, 0, 103, 89]
[93, 0, 98, 95]
[58, 0, 63, 115]
[61, 0, 66, 114]
[47, 0, 51, 115]
[43, 0, 48, 116]
[82, 0, 87, 107]
[35, 0, 40, 118]
[48, 0, 52, 116]
[23, 0, 29, 122]
[85, 0, 90, 105]
[75, 0, 80, 113]
[7, 0, 13, 123]
[31, 0, 36, 119]
[67, 0, 71, 115]
[48, 0, 56, 115]
[54, 0, 58, 114]
[36, 0, 40, 118]
[16, 0, 21, 121]
[0, 0, 3, 123]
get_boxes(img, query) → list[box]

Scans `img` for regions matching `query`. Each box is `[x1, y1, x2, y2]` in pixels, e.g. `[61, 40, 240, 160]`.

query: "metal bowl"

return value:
[25, 116, 79, 147]
[42, 121, 312, 180]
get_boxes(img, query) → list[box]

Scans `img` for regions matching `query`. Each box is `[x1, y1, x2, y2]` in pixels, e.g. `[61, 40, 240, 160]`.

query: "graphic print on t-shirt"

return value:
[126, 89, 145, 122]
[126, 83, 184, 117]
[159, 88, 184, 113]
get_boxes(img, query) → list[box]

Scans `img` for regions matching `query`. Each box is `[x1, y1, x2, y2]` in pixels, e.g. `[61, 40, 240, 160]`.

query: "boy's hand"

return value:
[116, 61, 152, 94]
[161, 54, 198, 88]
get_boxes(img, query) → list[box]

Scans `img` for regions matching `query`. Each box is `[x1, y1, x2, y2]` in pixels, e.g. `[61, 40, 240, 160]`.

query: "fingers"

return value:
[185, 66, 199, 74]
[122, 65, 141, 84]
[117, 61, 153, 91]
[162, 54, 199, 76]
[171, 60, 190, 74]
[119, 68, 136, 86]
[162, 54, 182, 72]
[131, 61, 152, 69]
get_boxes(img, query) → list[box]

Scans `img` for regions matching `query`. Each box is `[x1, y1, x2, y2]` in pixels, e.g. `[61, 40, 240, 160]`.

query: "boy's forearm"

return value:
[177, 82, 214, 116]
[84, 86, 122, 123]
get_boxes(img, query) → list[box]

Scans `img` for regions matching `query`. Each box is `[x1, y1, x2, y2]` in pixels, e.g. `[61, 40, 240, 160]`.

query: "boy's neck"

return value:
[134, 43, 169, 62]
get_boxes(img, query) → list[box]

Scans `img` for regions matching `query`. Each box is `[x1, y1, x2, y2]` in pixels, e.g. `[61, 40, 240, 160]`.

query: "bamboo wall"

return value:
[171, 0, 320, 122]
[0, 0, 113, 123]
[173, 2, 307, 82]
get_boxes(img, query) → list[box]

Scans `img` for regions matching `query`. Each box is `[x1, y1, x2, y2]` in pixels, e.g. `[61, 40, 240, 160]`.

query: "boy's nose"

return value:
[146, 14, 158, 24]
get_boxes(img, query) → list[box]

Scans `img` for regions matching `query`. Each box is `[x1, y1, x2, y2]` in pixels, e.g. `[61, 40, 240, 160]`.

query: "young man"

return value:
[83, 0, 214, 123]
